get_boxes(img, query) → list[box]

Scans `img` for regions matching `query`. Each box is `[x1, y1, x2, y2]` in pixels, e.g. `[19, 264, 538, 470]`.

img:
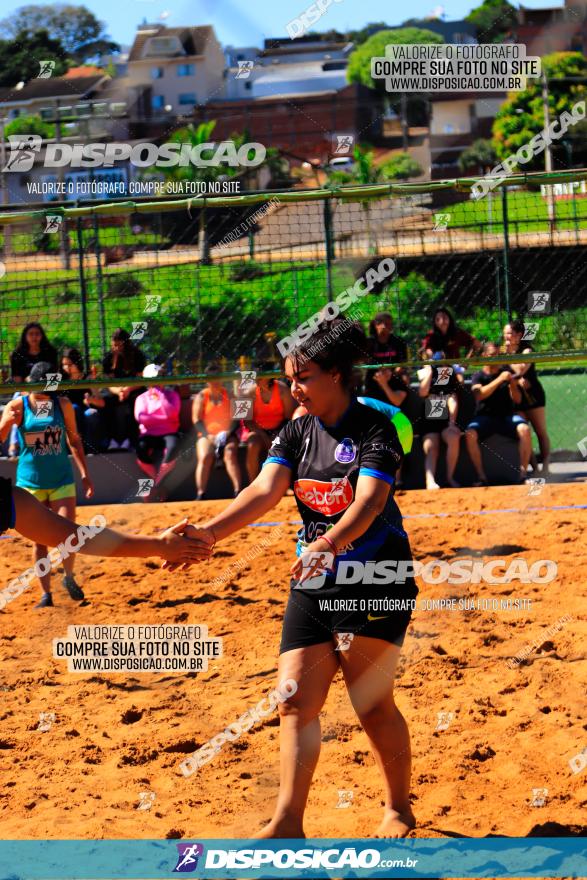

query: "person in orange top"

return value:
[235, 361, 296, 481]
[192, 363, 242, 500]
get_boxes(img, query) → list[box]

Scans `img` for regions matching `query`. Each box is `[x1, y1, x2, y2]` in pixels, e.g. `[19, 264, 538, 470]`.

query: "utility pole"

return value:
[53, 101, 71, 270]
[0, 116, 13, 259]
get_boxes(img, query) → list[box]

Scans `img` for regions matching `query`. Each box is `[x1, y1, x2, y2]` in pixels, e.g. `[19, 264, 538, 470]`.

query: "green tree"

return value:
[145, 290, 292, 365]
[328, 147, 422, 184]
[346, 22, 390, 45]
[347, 27, 444, 91]
[492, 52, 587, 162]
[158, 120, 219, 265]
[465, 0, 517, 43]
[458, 139, 497, 173]
[5, 115, 56, 139]
[0, 4, 118, 61]
[0, 28, 67, 86]
[155, 122, 280, 263]
[380, 152, 423, 180]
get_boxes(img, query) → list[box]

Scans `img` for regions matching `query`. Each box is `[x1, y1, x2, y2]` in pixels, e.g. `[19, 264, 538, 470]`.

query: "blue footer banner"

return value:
[0, 838, 585, 879]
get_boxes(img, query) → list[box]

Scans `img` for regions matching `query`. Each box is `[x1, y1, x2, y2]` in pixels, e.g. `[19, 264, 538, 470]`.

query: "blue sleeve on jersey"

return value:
[359, 467, 395, 486]
[263, 456, 292, 469]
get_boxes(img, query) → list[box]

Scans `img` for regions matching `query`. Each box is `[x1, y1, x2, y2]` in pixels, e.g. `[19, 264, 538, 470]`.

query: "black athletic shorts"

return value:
[0, 477, 15, 535]
[420, 417, 451, 436]
[280, 531, 418, 654]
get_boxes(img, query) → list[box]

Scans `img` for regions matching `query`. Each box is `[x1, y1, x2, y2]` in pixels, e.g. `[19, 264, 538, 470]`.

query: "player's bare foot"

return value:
[375, 807, 416, 838]
[254, 816, 305, 839]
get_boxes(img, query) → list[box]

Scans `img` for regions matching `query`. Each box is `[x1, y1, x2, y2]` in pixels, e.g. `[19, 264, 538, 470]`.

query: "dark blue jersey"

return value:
[265, 399, 406, 572]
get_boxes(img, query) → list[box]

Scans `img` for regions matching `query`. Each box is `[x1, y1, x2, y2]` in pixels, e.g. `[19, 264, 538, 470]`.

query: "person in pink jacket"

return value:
[134, 364, 181, 500]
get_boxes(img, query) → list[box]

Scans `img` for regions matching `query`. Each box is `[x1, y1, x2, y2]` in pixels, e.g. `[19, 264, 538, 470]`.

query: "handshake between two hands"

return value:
[156, 522, 335, 584]
[158, 518, 216, 570]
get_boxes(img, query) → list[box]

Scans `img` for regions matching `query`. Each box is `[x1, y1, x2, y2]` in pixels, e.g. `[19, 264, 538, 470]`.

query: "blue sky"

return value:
[4, 0, 564, 49]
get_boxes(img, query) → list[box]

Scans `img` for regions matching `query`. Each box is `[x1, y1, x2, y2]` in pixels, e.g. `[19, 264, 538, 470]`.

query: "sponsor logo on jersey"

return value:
[294, 476, 353, 516]
[334, 437, 356, 463]
[366, 441, 401, 460]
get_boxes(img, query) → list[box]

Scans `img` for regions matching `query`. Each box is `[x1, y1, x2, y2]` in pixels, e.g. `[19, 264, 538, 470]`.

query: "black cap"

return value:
[27, 361, 56, 383]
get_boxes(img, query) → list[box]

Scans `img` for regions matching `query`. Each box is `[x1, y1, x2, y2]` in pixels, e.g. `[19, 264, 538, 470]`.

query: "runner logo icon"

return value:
[173, 843, 204, 872]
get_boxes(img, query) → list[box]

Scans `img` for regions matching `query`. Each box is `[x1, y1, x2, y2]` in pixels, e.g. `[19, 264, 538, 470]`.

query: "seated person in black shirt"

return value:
[8, 322, 58, 457]
[364, 312, 409, 407]
[10, 322, 57, 383]
[60, 347, 104, 453]
[101, 328, 146, 450]
[465, 342, 531, 485]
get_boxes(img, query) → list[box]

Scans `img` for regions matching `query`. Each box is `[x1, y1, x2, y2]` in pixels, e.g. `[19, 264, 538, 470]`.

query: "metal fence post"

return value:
[93, 214, 107, 358]
[572, 182, 579, 245]
[501, 187, 511, 321]
[323, 197, 334, 300]
[495, 254, 502, 329]
[76, 217, 91, 371]
[195, 262, 203, 366]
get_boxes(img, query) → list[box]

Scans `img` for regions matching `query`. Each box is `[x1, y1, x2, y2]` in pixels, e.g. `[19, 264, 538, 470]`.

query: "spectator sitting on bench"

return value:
[364, 312, 409, 406]
[420, 306, 481, 365]
[102, 328, 146, 451]
[235, 361, 296, 483]
[192, 363, 242, 500]
[134, 364, 181, 501]
[418, 354, 462, 490]
[465, 342, 531, 486]
[60, 347, 104, 454]
[8, 322, 58, 458]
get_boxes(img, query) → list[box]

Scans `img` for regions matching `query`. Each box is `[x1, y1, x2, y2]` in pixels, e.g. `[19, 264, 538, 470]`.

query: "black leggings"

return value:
[136, 433, 179, 466]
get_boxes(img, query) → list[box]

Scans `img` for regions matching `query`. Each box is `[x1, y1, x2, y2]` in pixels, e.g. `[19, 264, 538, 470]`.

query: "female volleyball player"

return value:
[171, 321, 419, 839]
[0, 361, 94, 607]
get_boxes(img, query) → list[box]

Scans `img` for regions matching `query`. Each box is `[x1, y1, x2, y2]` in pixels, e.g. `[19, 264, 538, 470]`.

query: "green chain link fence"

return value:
[0, 170, 586, 451]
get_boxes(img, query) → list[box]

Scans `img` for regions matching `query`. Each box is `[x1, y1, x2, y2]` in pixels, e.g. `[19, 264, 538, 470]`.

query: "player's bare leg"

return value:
[255, 642, 338, 839]
[339, 635, 416, 838]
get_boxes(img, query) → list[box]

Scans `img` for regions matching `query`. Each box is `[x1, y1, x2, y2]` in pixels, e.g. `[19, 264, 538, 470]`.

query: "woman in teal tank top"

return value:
[17, 393, 74, 490]
[0, 362, 94, 608]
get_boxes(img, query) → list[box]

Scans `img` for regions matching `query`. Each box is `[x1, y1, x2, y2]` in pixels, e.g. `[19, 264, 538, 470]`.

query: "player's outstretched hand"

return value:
[291, 540, 335, 585]
[159, 518, 215, 567]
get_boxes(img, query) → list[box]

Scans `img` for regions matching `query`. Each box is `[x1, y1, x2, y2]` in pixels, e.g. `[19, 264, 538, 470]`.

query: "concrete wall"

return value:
[0, 433, 523, 504]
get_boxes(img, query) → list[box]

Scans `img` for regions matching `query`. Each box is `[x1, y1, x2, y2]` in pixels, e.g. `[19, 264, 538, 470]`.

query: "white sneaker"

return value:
[108, 439, 120, 450]
[120, 439, 132, 450]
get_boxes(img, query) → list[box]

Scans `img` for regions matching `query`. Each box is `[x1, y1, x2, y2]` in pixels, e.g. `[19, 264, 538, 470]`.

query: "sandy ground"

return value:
[0, 483, 585, 852]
